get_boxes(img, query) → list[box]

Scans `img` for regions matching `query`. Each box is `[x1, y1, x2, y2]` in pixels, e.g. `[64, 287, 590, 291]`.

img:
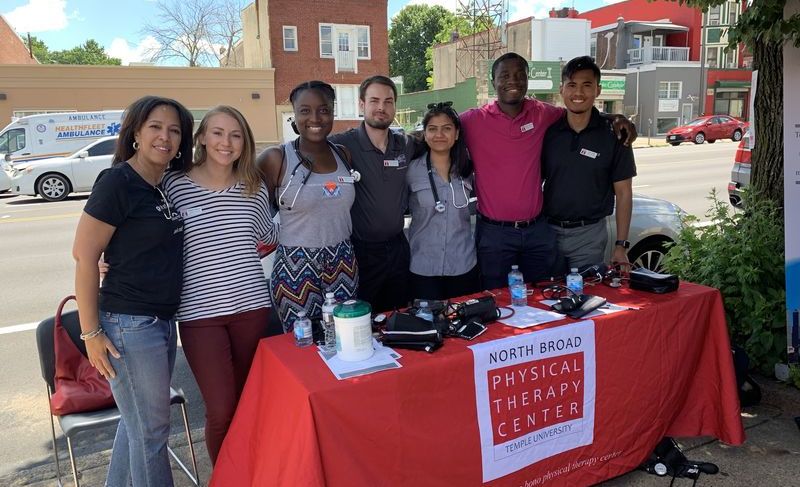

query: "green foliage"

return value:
[28, 37, 121, 65]
[789, 364, 800, 389]
[390, 5, 456, 93]
[662, 190, 786, 374]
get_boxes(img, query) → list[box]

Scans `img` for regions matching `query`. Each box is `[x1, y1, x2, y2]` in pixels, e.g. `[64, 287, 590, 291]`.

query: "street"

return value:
[0, 141, 737, 478]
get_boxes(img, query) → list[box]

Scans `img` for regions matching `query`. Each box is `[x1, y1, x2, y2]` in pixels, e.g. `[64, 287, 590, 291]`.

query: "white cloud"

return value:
[3, 0, 78, 33]
[509, 0, 563, 22]
[108, 36, 160, 65]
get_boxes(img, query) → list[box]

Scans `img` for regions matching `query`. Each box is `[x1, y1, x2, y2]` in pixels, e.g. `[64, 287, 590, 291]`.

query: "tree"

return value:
[669, 0, 800, 206]
[140, 0, 243, 67]
[26, 36, 120, 65]
[390, 5, 456, 93]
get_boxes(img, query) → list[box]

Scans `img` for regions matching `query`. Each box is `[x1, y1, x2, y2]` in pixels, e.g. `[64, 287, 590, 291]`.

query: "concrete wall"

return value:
[241, 2, 272, 69]
[0, 64, 280, 144]
[624, 64, 702, 135]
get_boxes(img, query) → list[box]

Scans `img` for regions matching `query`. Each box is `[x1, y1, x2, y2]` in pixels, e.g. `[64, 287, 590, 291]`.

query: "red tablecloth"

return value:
[211, 282, 745, 486]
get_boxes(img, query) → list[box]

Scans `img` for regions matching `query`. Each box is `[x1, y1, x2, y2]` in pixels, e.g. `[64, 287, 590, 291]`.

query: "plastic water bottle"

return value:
[566, 268, 584, 296]
[293, 311, 313, 347]
[416, 301, 434, 322]
[321, 292, 338, 352]
[508, 265, 527, 307]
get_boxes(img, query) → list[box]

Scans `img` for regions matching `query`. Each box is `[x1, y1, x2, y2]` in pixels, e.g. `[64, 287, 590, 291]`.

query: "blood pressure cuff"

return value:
[382, 312, 443, 353]
[629, 268, 679, 294]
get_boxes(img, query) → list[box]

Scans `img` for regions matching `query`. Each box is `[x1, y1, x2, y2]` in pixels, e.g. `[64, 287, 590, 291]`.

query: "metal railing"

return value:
[335, 50, 356, 73]
[628, 46, 690, 65]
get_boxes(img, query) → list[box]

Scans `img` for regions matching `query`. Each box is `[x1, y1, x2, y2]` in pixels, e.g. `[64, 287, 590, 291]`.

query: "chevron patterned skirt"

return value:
[270, 239, 359, 333]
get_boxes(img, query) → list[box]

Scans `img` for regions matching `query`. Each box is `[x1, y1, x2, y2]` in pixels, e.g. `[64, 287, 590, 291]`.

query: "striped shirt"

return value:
[162, 171, 278, 322]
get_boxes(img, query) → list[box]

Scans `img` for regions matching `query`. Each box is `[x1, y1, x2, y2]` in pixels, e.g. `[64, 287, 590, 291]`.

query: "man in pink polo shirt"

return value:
[461, 52, 635, 290]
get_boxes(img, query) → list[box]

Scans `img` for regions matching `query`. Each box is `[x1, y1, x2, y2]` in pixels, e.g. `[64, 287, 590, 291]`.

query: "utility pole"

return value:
[699, 14, 706, 116]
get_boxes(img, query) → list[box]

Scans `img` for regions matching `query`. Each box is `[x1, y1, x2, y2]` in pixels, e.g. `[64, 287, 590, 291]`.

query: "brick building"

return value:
[239, 0, 389, 141]
[0, 15, 38, 65]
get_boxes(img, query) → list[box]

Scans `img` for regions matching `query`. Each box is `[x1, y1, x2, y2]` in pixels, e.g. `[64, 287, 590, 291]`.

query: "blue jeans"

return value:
[475, 218, 556, 290]
[100, 311, 177, 487]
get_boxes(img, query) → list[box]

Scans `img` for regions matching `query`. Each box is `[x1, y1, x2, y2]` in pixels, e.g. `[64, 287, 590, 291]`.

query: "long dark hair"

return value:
[114, 96, 194, 172]
[422, 102, 472, 179]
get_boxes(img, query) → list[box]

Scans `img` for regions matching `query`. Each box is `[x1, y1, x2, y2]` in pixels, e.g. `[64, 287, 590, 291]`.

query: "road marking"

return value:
[0, 322, 38, 335]
[0, 213, 81, 224]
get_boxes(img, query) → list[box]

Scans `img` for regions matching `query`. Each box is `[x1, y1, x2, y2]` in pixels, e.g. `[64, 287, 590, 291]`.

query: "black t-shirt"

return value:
[542, 108, 636, 221]
[330, 123, 418, 242]
[84, 163, 184, 319]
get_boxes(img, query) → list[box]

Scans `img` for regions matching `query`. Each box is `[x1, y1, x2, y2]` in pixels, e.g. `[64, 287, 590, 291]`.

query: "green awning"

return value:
[715, 81, 751, 89]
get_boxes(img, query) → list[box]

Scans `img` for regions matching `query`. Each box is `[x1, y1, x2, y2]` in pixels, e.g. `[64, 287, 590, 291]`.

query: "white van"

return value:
[0, 110, 124, 167]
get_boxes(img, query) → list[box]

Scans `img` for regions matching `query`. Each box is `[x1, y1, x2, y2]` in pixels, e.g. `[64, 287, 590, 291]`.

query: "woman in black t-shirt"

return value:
[72, 96, 193, 487]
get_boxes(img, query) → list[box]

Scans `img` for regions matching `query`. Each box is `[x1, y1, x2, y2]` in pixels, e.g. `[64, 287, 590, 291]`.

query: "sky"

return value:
[1, 0, 620, 65]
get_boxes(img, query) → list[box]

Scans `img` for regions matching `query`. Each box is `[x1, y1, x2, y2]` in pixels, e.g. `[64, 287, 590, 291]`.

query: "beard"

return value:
[365, 117, 392, 130]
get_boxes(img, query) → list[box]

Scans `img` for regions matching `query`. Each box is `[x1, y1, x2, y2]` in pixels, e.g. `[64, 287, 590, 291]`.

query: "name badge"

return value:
[383, 160, 399, 167]
[181, 207, 203, 218]
[337, 176, 355, 184]
[520, 122, 534, 133]
[580, 148, 599, 159]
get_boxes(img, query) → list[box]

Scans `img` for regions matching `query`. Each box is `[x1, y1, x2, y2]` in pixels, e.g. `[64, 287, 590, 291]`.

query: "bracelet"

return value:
[79, 327, 105, 341]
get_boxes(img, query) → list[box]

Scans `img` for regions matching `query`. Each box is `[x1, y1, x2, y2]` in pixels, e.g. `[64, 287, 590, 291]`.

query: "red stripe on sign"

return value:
[487, 352, 585, 444]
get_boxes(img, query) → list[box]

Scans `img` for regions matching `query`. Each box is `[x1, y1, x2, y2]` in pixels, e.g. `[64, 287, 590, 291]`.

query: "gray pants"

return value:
[550, 219, 608, 276]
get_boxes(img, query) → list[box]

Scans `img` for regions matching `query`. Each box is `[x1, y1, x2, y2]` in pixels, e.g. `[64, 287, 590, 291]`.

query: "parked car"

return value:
[9, 136, 117, 201]
[666, 115, 745, 146]
[728, 126, 752, 208]
[0, 166, 11, 193]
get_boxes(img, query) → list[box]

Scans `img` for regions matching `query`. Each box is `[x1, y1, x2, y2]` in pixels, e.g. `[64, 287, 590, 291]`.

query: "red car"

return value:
[666, 115, 745, 146]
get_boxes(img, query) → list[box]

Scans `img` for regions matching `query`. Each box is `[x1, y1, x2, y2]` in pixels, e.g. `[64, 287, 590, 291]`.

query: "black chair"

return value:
[35, 309, 199, 487]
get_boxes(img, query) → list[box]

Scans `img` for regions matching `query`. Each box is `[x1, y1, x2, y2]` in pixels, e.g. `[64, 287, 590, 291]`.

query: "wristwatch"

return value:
[615, 239, 631, 249]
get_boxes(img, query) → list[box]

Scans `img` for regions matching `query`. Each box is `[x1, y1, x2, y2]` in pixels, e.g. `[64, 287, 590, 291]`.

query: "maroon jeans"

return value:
[178, 307, 269, 464]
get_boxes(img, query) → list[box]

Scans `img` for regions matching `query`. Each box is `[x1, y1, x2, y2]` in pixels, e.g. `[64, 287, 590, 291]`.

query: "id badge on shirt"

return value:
[384, 154, 407, 169]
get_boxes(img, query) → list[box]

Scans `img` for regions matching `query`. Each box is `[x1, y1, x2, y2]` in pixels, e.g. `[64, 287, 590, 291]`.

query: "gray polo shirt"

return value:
[406, 154, 476, 277]
[329, 123, 417, 242]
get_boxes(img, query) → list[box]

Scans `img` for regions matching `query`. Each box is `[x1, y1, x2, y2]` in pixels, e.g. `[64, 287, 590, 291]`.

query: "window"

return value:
[632, 35, 643, 49]
[320, 25, 333, 57]
[333, 85, 360, 120]
[0, 128, 26, 153]
[714, 91, 746, 118]
[357, 27, 370, 59]
[87, 139, 117, 157]
[590, 36, 597, 60]
[723, 48, 737, 68]
[706, 28, 722, 44]
[657, 118, 680, 134]
[283, 26, 298, 51]
[706, 47, 719, 68]
[189, 109, 209, 133]
[727, 4, 739, 26]
[320, 24, 371, 60]
[707, 5, 721, 25]
[652, 35, 664, 47]
[658, 81, 681, 99]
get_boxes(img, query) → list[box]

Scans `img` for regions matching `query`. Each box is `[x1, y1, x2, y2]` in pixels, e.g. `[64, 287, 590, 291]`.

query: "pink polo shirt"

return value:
[461, 98, 564, 221]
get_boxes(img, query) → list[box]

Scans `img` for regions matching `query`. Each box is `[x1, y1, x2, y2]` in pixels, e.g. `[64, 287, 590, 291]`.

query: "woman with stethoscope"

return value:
[406, 102, 480, 300]
[259, 80, 360, 332]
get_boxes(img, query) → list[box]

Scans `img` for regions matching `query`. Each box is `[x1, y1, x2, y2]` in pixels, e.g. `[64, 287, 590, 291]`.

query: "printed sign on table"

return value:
[470, 321, 596, 482]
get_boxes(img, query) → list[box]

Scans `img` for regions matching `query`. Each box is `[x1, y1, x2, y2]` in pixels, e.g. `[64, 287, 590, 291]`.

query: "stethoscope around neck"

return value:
[279, 138, 361, 210]
[426, 152, 469, 213]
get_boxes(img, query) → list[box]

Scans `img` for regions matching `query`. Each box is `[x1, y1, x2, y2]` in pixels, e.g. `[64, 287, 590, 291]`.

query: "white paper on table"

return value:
[539, 300, 639, 319]
[497, 305, 565, 329]
[317, 339, 403, 380]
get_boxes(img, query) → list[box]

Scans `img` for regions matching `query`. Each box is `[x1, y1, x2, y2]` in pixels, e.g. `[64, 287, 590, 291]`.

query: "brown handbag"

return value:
[49, 296, 116, 416]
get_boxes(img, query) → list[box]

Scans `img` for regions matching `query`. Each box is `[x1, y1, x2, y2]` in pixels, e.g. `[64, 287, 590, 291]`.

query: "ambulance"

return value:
[0, 110, 124, 168]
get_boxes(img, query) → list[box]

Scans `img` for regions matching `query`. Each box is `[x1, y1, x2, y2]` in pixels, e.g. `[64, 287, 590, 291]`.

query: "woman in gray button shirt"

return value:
[407, 102, 479, 300]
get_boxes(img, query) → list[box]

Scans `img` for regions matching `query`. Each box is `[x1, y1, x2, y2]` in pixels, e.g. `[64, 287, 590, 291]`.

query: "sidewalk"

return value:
[4, 374, 798, 486]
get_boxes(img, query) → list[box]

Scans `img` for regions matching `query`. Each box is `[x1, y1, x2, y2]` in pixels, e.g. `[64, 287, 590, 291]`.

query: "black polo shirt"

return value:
[542, 108, 636, 222]
[329, 123, 417, 242]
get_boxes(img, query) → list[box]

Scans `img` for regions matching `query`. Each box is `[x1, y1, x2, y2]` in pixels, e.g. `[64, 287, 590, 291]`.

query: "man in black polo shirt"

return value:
[329, 76, 417, 312]
[542, 56, 636, 275]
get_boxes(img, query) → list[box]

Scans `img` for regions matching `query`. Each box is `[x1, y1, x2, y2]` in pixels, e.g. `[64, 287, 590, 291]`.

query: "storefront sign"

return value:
[600, 78, 626, 96]
[658, 99, 680, 112]
[470, 320, 596, 482]
[488, 60, 561, 95]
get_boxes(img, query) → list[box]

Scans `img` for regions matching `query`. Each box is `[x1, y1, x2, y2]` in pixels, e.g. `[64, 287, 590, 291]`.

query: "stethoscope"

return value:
[426, 152, 469, 213]
[278, 138, 361, 210]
